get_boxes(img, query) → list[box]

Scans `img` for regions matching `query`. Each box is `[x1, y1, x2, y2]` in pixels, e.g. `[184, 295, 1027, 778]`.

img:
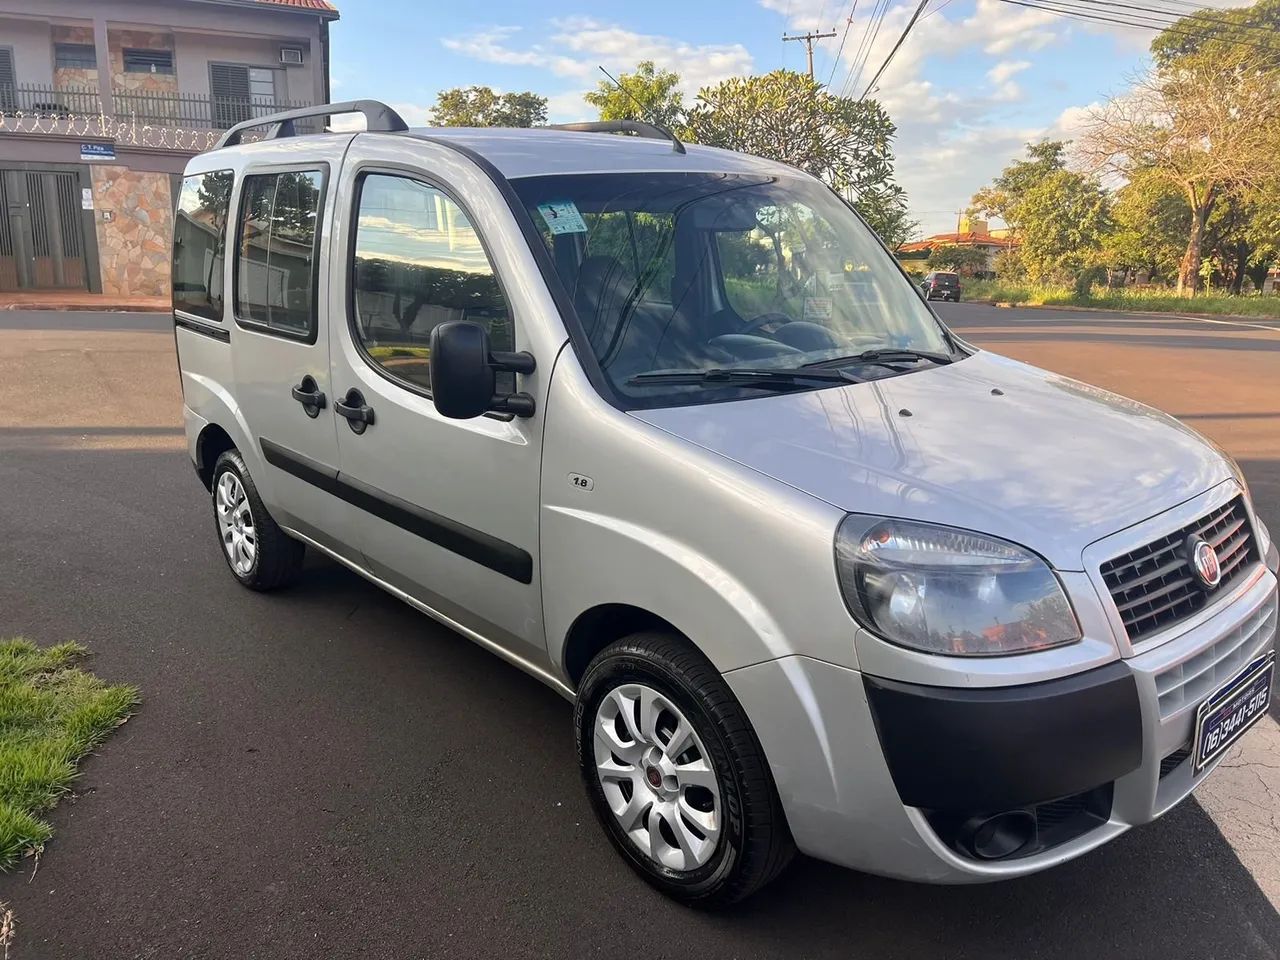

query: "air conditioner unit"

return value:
[279, 46, 304, 65]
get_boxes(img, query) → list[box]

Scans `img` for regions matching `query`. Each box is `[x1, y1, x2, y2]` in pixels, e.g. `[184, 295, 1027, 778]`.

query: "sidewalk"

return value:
[0, 291, 169, 312]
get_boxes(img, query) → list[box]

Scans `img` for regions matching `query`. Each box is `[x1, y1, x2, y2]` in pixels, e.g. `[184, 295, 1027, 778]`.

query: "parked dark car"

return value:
[921, 271, 961, 302]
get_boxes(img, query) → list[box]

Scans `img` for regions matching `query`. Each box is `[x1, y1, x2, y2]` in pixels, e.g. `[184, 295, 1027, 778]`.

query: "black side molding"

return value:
[174, 314, 231, 343]
[260, 438, 533, 584]
[864, 661, 1143, 812]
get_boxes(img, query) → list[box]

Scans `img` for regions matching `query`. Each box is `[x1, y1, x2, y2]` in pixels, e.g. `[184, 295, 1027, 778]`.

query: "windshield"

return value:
[511, 172, 956, 409]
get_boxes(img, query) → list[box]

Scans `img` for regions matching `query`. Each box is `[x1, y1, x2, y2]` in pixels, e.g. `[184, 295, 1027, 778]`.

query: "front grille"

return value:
[1100, 497, 1258, 642]
[1153, 597, 1276, 718]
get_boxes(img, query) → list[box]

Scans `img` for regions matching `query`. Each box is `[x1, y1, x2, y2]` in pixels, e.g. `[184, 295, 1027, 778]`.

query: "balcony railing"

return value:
[0, 83, 313, 132]
[110, 89, 314, 130]
[0, 83, 101, 117]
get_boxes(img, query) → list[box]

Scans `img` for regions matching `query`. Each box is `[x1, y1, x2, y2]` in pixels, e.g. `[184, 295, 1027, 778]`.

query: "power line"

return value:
[997, 0, 1280, 53]
[842, 0, 893, 97]
[825, 1, 861, 87]
[1069, 0, 1280, 41]
[859, 0, 932, 101]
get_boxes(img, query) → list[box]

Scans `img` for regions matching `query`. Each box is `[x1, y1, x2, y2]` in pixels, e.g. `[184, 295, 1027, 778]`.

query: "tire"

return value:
[211, 448, 304, 591]
[575, 632, 794, 907]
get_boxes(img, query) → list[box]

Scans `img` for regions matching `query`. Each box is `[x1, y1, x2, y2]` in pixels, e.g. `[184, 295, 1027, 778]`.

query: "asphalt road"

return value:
[0, 304, 1277, 959]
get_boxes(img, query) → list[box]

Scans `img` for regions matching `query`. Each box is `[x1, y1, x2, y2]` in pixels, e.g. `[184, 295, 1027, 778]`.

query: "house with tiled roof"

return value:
[897, 219, 1020, 275]
[0, 0, 338, 298]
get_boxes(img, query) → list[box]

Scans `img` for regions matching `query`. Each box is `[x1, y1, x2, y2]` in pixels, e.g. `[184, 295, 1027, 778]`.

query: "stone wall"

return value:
[52, 25, 99, 93]
[90, 165, 173, 297]
[109, 30, 178, 95]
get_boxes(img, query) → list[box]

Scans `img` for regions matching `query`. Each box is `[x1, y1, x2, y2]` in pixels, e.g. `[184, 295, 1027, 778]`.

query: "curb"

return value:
[963, 299, 1280, 323]
[0, 302, 170, 313]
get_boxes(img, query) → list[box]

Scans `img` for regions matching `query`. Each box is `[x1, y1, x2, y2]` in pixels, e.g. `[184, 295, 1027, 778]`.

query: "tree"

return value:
[681, 70, 916, 248]
[1103, 168, 1189, 282]
[431, 86, 547, 128]
[969, 140, 1068, 234]
[926, 245, 988, 273]
[1016, 170, 1112, 285]
[584, 61, 684, 130]
[1083, 8, 1280, 293]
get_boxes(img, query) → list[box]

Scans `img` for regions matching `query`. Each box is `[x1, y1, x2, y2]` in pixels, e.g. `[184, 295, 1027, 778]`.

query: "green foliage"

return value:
[680, 70, 916, 248]
[1017, 170, 1112, 284]
[926, 245, 988, 272]
[584, 61, 684, 130]
[963, 279, 1280, 318]
[431, 86, 547, 128]
[0, 639, 138, 868]
[992, 248, 1027, 282]
[969, 140, 1067, 233]
[1104, 168, 1188, 281]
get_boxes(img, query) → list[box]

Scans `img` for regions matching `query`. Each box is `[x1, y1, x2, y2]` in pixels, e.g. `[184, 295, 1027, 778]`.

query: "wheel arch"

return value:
[562, 603, 683, 690]
[195, 422, 237, 490]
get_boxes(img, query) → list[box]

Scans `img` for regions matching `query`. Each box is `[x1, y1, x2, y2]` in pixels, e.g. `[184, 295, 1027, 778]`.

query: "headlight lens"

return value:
[835, 516, 1081, 656]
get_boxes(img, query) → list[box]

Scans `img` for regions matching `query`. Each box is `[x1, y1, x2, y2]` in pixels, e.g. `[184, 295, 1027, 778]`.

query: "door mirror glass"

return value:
[429, 321, 496, 419]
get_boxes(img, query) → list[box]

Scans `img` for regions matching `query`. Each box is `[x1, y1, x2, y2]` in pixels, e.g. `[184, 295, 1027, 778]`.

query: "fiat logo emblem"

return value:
[1189, 538, 1222, 588]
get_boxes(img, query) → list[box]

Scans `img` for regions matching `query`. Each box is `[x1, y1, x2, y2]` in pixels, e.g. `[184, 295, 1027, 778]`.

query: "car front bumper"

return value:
[724, 569, 1278, 883]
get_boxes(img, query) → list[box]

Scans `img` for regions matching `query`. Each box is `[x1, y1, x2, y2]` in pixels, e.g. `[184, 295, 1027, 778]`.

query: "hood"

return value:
[631, 351, 1232, 570]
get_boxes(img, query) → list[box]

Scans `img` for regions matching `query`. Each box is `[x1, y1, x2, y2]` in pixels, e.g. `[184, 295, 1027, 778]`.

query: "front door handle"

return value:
[335, 388, 375, 434]
[291, 376, 326, 418]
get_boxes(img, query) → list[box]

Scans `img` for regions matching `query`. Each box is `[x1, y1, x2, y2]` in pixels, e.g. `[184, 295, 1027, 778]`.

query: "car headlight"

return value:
[835, 516, 1081, 657]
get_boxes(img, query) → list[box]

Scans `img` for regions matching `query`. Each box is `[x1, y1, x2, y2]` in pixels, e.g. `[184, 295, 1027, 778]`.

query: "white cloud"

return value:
[441, 18, 753, 96]
[987, 60, 1031, 85]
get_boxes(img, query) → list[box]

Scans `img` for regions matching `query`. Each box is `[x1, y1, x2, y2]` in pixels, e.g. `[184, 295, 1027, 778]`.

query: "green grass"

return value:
[964, 280, 1280, 318]
[0, 639, 138, 869]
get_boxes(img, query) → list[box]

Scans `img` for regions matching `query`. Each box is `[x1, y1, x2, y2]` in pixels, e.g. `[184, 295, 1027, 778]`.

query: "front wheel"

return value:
[574, 632, 794, 906]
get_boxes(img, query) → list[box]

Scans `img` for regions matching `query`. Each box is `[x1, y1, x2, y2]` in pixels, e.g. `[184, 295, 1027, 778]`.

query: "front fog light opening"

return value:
[836, 516, 1082, 657]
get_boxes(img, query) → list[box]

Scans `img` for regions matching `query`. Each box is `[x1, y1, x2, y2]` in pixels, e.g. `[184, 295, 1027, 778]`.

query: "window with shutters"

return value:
[210, 63, 280, 129]
[54, 44, 97, 70]
[0, 48, 16, 112]
[123, 48, 173, 74]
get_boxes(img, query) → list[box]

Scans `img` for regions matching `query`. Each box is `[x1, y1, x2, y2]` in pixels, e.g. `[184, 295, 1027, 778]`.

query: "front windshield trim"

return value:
[503, 167, 966, 413]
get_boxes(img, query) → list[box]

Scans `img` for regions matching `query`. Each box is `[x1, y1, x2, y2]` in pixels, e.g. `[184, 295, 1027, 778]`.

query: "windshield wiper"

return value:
[802, 348, 954, 371]
[627, 367, 860, 388]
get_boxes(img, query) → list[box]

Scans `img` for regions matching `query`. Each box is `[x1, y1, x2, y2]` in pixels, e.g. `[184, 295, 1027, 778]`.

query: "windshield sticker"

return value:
[537, 201, 588, 235]
[803, 297, 833, 321]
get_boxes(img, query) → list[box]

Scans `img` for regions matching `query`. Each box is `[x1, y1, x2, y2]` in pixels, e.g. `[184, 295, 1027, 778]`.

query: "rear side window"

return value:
[234, 169, 324, 340]
[350, 173, 514, 394]
[173, 170, 234, 322]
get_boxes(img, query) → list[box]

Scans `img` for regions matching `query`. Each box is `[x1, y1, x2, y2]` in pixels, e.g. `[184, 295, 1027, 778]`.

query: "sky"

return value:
[327, 0, 1245, 237]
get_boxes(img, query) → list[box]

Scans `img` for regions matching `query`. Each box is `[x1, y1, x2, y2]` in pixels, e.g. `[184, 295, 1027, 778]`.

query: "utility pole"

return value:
[783, 29, 837, 79]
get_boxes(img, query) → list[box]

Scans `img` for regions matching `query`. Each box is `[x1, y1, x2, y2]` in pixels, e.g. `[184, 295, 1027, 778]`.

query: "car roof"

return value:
[401, 127, 799, 180]
[191, 126, 805, 182]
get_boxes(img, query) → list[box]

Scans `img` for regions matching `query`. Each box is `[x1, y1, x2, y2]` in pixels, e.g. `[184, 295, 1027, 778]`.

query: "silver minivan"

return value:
[174, 101, 1278, 906]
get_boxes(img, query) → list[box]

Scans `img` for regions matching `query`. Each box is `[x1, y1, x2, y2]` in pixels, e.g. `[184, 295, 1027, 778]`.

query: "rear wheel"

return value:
[574, 632, 794, 906]
[211, 449, 304, 591]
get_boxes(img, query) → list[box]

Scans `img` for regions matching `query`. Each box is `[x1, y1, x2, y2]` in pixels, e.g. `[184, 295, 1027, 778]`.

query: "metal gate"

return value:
[0, 170, 89, 291]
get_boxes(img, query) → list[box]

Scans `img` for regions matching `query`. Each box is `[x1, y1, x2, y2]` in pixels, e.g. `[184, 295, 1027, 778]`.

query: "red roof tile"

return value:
[243, 0, 339, 13]
[897, 231, 1020, 253]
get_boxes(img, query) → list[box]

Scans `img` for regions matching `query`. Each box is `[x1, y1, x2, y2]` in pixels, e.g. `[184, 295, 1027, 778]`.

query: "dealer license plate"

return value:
[1192, 651, 1274, 773]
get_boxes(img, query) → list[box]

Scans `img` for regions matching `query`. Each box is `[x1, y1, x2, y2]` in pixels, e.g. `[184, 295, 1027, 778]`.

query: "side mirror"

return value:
[429, 320, 536, 420]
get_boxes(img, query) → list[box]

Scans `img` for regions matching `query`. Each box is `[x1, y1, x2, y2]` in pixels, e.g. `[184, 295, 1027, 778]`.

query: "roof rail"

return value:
[546, 120, 686, 155]
[214, 99, 409, 150]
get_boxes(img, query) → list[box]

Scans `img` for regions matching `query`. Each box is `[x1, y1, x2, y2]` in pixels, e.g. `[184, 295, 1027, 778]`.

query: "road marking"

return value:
[1169, 315, 1280, 334]
[1195, 713, 1280, 910]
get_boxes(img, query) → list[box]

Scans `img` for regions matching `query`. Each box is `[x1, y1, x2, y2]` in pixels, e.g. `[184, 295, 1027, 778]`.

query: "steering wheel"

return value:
[739, 311, 795, 336]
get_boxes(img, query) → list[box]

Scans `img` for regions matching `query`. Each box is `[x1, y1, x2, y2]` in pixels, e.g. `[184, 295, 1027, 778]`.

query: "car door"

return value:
[325, 137, 553, 668]
[228, 143, 358, 557]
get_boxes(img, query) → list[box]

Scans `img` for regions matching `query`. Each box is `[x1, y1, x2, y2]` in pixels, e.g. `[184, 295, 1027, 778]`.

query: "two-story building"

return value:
[0, 0, 338, 298]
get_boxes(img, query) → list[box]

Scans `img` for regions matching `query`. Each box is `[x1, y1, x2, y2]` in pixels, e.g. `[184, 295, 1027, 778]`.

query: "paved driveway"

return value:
[0, 306, 1277, 959]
